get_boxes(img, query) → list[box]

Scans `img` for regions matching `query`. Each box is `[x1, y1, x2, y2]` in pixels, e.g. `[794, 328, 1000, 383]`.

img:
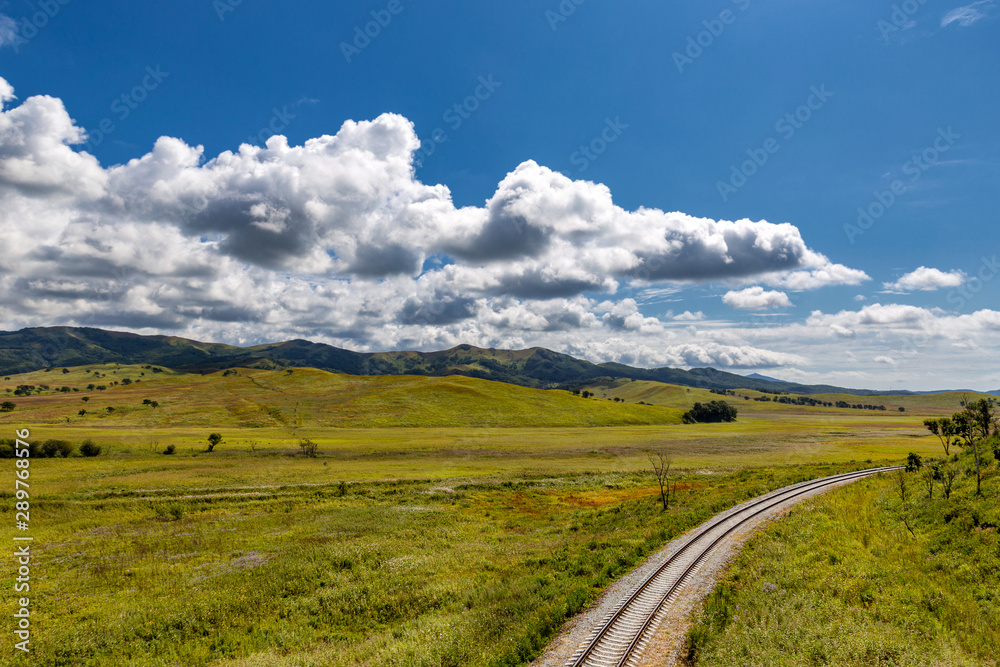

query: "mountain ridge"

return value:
[0, 326, 909, 396]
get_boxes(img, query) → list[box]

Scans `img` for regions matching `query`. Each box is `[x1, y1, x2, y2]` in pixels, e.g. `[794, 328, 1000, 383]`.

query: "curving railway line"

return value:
[564, 466, 902, 667]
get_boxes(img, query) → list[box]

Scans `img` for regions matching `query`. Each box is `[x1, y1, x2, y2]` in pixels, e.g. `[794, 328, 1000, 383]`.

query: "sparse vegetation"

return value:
[298, 438, 318, 457]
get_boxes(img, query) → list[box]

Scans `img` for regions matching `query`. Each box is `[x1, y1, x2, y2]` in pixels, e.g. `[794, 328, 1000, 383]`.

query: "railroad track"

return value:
[565, 466, 902, 667]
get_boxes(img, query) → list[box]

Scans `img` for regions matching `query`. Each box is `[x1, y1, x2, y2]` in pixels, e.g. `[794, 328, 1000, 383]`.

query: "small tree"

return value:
[921, 466, 936, 499]
[953, 398, 996, 495]
[647, 450, 674, 510]
[0, 401, 15, 412]
[905, 452, 923, 472]
[924, 417, 956, 456]
[942, 464, 960, 499]
[299, 438, 318, 458]
[207, 433, 223, 452]
[894, 468, 908, 503]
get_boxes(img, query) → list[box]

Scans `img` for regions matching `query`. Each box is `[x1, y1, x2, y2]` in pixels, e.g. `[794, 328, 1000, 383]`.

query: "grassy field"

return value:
[582, 378, 989, 416]
[0, 364, 982, 665]
[3, 462, 885, 666]
[684, 449, 1000, 667]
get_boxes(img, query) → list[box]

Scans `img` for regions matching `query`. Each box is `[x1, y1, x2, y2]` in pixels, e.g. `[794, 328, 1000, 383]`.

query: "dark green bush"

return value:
[683, 400, 738, 424]
[80, 439, 102, 457]
[40, 439, 75, 458]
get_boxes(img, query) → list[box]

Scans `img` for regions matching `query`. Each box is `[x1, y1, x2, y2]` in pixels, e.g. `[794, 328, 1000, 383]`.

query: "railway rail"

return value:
[565, 466, 902, 667]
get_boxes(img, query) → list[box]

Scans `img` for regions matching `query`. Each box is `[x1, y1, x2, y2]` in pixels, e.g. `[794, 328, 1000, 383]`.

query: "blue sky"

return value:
[0, 0, 998, 390]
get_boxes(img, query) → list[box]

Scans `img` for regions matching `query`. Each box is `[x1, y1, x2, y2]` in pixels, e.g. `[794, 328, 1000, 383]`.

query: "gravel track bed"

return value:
[530, 475, 867, 667]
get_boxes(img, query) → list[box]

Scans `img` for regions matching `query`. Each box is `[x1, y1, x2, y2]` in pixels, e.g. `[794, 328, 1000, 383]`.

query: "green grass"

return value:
[684, 450, 1000, 667]
[0, 463, 880, 666]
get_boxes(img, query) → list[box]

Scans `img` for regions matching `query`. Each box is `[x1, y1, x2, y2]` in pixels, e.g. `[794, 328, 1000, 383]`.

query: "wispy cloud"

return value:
[0, 14, 18, 49]
[636, 286, 684, 304]
[941, 1, 995, 27]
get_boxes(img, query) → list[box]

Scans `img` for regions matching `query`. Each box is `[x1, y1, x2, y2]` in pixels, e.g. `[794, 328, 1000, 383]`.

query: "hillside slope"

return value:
[0, 364, 684, 428]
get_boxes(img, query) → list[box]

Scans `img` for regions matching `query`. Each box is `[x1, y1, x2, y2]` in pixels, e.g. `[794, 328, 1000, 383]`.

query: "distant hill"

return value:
[0, 326, 909, 397]
[746, 372, 783, 383]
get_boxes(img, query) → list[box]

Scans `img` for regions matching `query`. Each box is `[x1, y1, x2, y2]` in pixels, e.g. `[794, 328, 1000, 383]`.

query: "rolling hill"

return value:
[1, 326, 908, 396]
[0, 363, 683, 428]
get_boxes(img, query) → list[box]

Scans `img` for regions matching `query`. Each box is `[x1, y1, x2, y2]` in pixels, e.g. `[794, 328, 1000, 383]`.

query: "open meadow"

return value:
[0, 365, 987, 665]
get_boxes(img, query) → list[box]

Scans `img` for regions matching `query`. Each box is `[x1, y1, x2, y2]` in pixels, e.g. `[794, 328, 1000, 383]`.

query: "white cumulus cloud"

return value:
[883, 266, 966, 292]
[723, 286, 793, 310]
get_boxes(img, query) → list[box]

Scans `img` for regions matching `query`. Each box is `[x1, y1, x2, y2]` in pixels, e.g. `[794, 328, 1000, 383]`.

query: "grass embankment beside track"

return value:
[684, 449, 1000, 667]
[1, 463, 879, 666]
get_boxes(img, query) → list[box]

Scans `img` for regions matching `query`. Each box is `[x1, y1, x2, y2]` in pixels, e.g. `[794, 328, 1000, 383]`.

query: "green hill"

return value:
[0, 364, 683, 428]
[1, 326, 911, 396]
